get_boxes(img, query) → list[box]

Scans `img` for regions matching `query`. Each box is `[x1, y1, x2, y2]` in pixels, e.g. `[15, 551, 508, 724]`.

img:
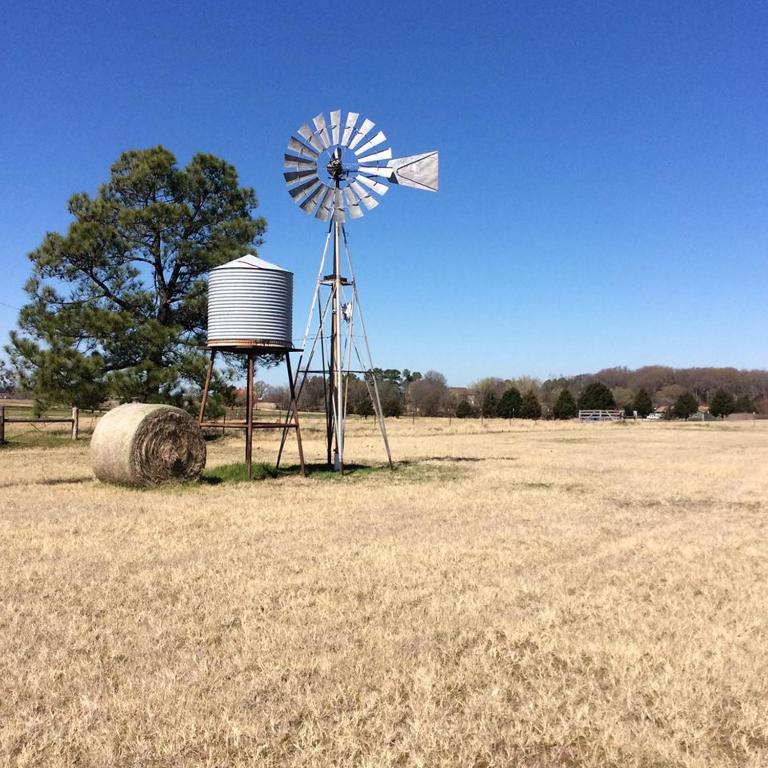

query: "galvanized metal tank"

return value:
[207, 255, 293, 349]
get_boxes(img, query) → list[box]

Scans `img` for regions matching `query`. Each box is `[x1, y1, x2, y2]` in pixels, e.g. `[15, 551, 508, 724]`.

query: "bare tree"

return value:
[409, 370, 449, 416]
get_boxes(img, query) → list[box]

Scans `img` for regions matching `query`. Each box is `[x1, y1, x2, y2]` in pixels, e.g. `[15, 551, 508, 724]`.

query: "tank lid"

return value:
[212, 254, 289, 272]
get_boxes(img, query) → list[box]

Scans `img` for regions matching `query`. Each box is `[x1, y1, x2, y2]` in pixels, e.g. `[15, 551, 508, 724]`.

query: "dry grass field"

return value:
[1, 417, 767, 767]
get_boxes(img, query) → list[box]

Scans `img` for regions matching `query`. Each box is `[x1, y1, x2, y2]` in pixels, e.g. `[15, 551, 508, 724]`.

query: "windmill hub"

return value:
[324, 147, 354, 185]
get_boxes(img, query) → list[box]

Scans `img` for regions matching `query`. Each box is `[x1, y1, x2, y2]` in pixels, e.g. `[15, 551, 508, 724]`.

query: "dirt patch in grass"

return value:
[201, 460, 469, 486]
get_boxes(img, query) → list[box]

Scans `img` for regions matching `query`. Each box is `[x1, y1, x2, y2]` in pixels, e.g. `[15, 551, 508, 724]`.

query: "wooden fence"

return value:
[0, 406, 79, 444]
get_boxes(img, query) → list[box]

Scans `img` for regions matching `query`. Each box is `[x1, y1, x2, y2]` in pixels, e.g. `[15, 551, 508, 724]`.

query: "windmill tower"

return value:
[283, 110, 439, 472]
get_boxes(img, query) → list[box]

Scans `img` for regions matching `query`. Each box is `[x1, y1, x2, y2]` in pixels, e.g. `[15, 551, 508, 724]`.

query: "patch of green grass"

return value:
[1, 432, 81, 449]
[201, 462, 279, 483]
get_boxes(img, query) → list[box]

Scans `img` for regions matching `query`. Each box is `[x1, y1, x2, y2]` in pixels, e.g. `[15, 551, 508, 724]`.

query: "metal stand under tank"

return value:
[198, 343, 306, 479]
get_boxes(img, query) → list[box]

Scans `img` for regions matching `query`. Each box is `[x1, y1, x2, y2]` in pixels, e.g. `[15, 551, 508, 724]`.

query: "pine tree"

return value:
[7, 146, 264, 409]
[709, 389, 735, 418]
[481, 391, 498, 418]
[577, 382, 615, 410]
[734, 395, 754, 413]
[633, 388, 654, 418]
[519, 390, 542, 419]
[456, 400, 474, 418]
[497, 387, 522, 418]
[553, 388, 577, 419]
[673, 392, 699, 419]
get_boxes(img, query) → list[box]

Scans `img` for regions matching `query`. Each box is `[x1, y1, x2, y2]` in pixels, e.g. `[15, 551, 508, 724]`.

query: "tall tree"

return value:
[377, 379, 404, 417]
[481, 391, 498, 418]
[632, 388, 654, 418]
[497, 387, 522, 418]
[519, 390, 542, 419]
[408, 370, 448, 416]
[346, 376, 375, 417]
[577, 382, 616, 410]
[709, 389, 735, 418]
[553, 388, 577, 419]
[673, 391, 699, 419]
[8, 146, 265, 409]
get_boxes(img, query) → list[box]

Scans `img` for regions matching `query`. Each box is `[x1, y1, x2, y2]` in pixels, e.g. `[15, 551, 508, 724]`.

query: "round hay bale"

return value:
[91, 403, 206, 486]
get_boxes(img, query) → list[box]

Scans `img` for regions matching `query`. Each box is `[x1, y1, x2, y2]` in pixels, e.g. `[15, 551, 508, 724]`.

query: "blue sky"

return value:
[1, 0, 766, 386]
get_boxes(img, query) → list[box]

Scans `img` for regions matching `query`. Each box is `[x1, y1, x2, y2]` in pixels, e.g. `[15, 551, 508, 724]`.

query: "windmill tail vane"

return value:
[284, 109, 439, 222]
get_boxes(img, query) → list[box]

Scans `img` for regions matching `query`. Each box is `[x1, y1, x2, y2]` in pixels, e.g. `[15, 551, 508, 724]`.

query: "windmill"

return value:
[282, 110, 439, 472]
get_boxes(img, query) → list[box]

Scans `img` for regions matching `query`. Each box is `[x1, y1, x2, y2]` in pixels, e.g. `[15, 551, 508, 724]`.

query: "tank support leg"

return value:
[246, 351, 255, 480]
[286, 353, 306, 476]
[198, 349, 216, 423]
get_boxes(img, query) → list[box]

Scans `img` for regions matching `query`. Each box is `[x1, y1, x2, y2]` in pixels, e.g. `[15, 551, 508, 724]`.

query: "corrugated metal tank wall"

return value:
[207, 255, 293, 348]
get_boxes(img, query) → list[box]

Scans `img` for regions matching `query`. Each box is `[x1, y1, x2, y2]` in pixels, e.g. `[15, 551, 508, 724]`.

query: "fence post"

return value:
[0, 406, 5, 445]
[71, 407, 79, 440]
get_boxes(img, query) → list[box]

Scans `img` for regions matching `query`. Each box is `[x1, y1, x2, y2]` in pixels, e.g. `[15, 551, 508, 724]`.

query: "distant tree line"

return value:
[256, 365, 764, 420]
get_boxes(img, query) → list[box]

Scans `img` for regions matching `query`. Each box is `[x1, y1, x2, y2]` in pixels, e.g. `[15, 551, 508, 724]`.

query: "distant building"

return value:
[448, 387, 476, 405]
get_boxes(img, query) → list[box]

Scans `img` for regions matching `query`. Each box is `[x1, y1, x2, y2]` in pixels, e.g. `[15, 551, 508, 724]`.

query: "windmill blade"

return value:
[350, 178, 381, 209]
[312, 113, 331, 149]
[288, 176, 322, 199]
[354, 130, 387, 157]
[332, 187, 345, 222]
[283, 169, 318, 184]
[357, 165, 394, 180]
[343, 186, 364, 219]
[300, 183, 326, 214]
[347, 117, 375, 151]
[297, 124, 323, 152]
[330, 110, 341, 145]
[341, 112, 359, 146]
[284, 154, 317, 170]
[355, 174, 389, 196]
[315, 186, 335, 220]
[357, 147, 393, 165]
[388, 151, 439, 192]
[287, 136, 319, 158]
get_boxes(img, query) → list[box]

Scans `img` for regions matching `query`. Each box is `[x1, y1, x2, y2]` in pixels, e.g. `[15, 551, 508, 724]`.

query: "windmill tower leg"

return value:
[331, 220, 345, 471]
[341, 225, 394, 469]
